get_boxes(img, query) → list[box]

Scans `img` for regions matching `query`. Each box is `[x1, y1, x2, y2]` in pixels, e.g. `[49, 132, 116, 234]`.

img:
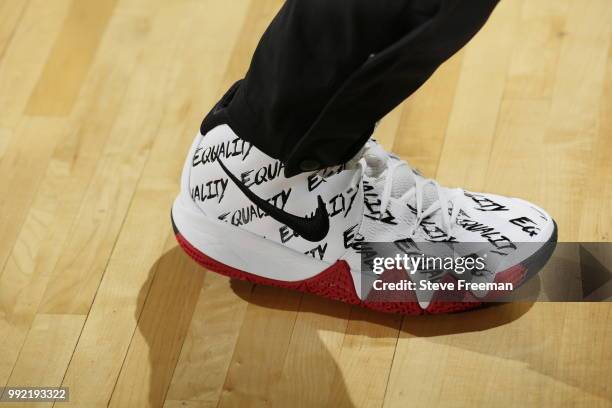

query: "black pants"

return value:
[212, 0, 499, 177]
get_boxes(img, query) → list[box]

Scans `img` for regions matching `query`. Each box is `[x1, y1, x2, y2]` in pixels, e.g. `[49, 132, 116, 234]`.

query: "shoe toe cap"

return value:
[508, 197, 556, 242]
[465, 192, 556, 242]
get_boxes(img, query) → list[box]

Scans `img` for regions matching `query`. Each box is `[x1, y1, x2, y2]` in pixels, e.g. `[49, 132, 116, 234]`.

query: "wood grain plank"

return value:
[4, 314, 84, 408]
[384, 4, 523, 407]
[56, 1, 251, 405]
[484, 99, 551, 202]
[554, 304, 612, 405]
[482, 0, 569, 206]
[268, 295, 351, 408]
[164, 3, 299, 408]
[538, 0, 612, 240]
[0, 0, 72, 128]
[0, 0, 73, 270]
[436, 0, 523, 190]
[218, 286, 302, 408]
[542, 0, 612, 240]
[385, 1, 612, 407]
[164, 273, 252, 408]
[0, 0, 172, 390]
[0, 1, 609, 407]
[37, 0, 195, 316]
[0, 118, 66, 281]
[25, 0, 119, 116]
[392, 51, 464, 177]
[504, 0, 570, 99]
[0, 0, 29, 63]
[217, 0, 283, 92]
[385, 304, 575, 407]
[575, 4, 612, 242]
[329, 308, 401, 408]
[164, 401, 209, 408]
[109, 238, 205, 408]
[0, 127, 11, 161]
[576, 39, 612, 241]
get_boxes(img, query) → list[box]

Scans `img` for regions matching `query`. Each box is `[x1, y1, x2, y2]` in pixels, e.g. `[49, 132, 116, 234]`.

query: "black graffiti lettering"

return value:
[241, 161, 285, 188]
[306, 165, 346, 192]
[346, 227, 366, 252]
[364, 194, 379, 215]
[192, 147, 203, 167]
[279, 225, 299, 243]
[362, 180, 396, 223]
[307, 173, 325, 192]
[510, 217, 540, 237]
[240, 169, 254, 186]
[483, 234, 517, 251]
[364, 182, 379, 211]
[218, 179, 229, 202]
[406, 205, 456, 241]
[363, 179, 375, 195]
[192, 137, 253, 167]
[394, 237, 417, 254]
[217, 141, 226, 160]
[463, 223, 495, 234]
[356, 241, 378, 271]
[420, 221, 457, 242]
[456, 211, 516, 253]
[465, 192, 509, 212]
[343, 224, 359, 249]
[269, 188, 291, 210]
[305, 243, 328, 260]
[242, 142, 254, 160]
[230, 205, 267, 226]
[231, 211, 243, 226]
[351, 235, 367, 253]
[379, 210, 398, 225]
[191, 178, 229, 203]
[318, 183, 360, 219]
[218, 189, 292, 227]
[329, 193, 345, 217]
[344, 185, 359, 217]
[364, 209, 397, 225]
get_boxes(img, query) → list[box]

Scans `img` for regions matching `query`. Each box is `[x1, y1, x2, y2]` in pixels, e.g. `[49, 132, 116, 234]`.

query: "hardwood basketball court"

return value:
[0, 0, 610, 406]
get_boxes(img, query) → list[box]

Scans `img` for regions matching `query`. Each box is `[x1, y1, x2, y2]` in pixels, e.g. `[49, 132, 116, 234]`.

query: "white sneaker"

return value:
[172, 123, 557, 314]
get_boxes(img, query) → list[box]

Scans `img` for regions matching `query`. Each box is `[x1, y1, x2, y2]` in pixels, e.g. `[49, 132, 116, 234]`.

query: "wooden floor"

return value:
[0, 0, 611, 406]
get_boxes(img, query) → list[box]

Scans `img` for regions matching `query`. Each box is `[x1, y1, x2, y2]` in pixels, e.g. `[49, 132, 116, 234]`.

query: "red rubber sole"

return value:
[173, 232, 513, 315]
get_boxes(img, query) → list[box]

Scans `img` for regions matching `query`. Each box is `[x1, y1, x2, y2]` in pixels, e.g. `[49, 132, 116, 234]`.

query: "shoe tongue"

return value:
[362, 142, 439, 211]
[389, 162, 438, 210]
[390, 163, 415, 198]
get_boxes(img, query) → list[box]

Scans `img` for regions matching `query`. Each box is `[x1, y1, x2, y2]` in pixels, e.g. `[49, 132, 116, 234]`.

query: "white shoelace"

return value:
[356, 142, 465, 239]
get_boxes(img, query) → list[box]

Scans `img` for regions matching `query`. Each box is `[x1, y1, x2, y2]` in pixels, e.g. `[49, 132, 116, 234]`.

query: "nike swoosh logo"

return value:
[217, 159, 330, 242]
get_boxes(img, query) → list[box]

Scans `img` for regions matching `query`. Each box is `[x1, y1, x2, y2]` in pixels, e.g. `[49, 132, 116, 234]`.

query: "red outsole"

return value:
[174, 232, 532, 315]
